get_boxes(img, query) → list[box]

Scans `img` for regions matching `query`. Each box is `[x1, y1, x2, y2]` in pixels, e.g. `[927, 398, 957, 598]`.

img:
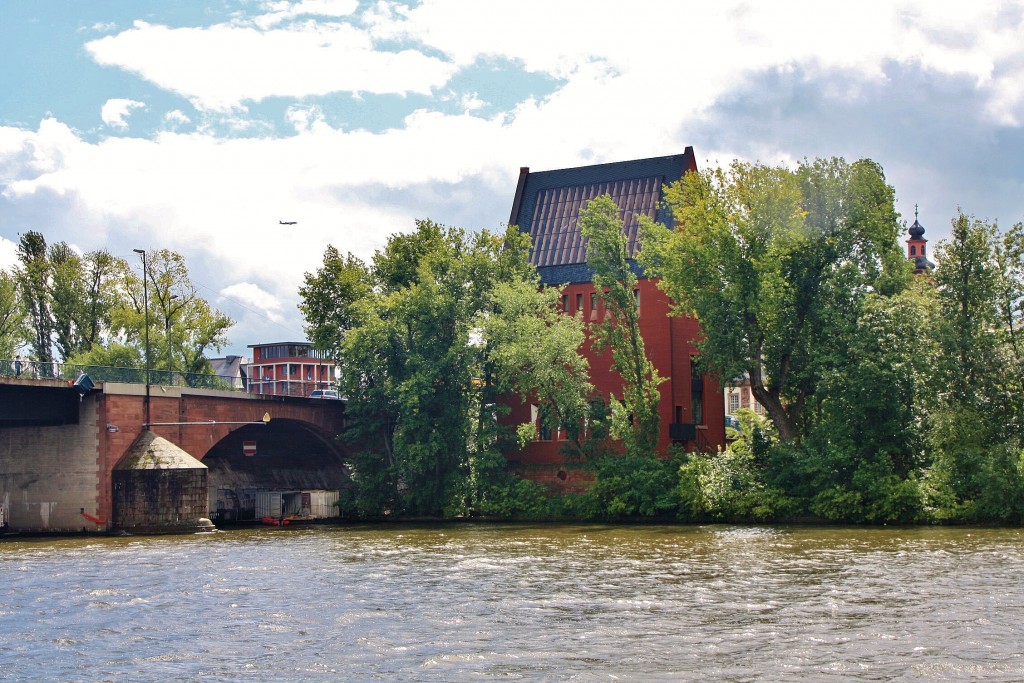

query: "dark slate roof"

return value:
[913, 255, 935, 271]
[208, 355, 245, 380]
[908, 218, 926, 240]
[509, 149, 696, 284]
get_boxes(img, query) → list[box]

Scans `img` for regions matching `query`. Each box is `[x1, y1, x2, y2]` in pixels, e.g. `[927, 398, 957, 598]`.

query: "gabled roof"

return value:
[509, 149, 696, 284]
[208, 355, 246, 379]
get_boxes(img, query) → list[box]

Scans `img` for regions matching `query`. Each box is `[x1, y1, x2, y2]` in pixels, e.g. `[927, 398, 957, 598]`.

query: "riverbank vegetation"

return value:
[641, 159, 1023, 524]
[304, 157, 1017, 525]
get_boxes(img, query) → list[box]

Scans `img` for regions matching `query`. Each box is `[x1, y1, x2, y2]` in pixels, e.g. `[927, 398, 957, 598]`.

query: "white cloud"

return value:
[164, 110, 191, 126]
[459, 92, 485, 114]
[85, 20, 456, 112]
[0, 237, 18, 272]
[220, 282, 285, 324]
[81, 2, 1024, 126]
[257, 0, 360, 28]
[0, 114, 504, 338]
[368, 0, 1024, 126]
[285, 105, 326, 133]
[101, 98, 146, 128]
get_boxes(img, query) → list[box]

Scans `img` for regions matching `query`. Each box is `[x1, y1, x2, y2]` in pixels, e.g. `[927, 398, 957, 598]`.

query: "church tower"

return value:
[907, 205, 934, 274]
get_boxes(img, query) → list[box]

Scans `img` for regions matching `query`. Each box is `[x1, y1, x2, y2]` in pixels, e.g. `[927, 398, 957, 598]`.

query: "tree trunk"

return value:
[748, 367, 798, 442]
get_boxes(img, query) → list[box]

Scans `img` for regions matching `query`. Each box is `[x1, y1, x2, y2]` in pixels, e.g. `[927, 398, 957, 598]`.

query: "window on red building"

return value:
[536, 404, 552, 441]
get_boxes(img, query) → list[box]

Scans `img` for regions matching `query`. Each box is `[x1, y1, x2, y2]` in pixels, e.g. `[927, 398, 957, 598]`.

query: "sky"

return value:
[3, 0, 1024, 359]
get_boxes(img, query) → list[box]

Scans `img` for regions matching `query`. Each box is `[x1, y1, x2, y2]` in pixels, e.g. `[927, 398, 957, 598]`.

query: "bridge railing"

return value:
[0, 359, 244, 391]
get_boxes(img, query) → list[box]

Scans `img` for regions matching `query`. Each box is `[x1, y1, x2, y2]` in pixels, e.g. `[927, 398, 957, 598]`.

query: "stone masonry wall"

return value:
[0, 394, 102, 532]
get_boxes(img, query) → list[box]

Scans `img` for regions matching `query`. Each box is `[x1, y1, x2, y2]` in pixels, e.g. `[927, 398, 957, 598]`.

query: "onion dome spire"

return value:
[908, 204, 925, 239]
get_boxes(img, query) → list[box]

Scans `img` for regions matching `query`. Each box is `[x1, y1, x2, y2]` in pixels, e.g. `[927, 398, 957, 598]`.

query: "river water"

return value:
[2, 524, 1023, 681]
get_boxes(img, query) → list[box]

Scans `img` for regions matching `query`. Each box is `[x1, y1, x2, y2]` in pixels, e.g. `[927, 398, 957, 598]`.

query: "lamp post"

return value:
[166, 294, 179, 385]
[133, 249, 151, 427]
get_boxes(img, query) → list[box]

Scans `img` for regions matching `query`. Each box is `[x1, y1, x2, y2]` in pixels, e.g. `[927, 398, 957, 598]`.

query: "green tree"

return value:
[925, 212, 1024, 521]
[14, 231, 54, 367]
[0, 271, 27, 361]
[135, 249, 232, 379]
[640, 157, 908, 443]
[678, 409, 792, 522]
[579, 194, 663, 456]
[68, 249, 232, 382]
[48, 244, 122, 360]
[483, 277, 592, 455]
[326, 220, 484, 516]
[801, 281, 934, 522]
[81, 250, 122, 353]
[11, 232, 124, 364]
[302, 221, 593, 518]
[933, 213, 1002, 411]
[994, 221, 1024, 427]
[67, 341, 144, 381]
[48, 241, 86, 360]
[298, 246, 372, 364]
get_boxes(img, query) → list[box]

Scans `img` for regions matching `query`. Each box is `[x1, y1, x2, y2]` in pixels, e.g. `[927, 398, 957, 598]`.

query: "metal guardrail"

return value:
[0, 359, 244, 391]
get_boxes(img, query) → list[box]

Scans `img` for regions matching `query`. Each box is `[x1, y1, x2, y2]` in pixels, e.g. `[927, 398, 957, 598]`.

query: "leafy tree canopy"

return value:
[640, 157, 908, 442]
[301, 220, 591, 517]
[580, 194, 662, 456]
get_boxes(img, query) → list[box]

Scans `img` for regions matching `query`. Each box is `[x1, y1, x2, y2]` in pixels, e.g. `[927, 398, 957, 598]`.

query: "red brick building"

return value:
[503, 151, 726, 487]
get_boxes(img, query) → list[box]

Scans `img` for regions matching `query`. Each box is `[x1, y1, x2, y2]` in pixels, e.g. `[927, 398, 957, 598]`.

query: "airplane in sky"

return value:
[279, 221, 297, 225]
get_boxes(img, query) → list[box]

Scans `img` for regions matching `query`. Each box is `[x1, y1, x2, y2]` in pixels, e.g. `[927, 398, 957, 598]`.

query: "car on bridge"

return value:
[309, 389, 341, 400]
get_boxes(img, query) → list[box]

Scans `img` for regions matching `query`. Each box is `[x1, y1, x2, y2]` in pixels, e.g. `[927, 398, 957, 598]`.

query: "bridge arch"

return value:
[201, 417, 350, 522]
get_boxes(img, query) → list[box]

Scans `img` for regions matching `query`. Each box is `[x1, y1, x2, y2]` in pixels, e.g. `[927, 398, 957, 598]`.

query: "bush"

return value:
[473, 476, 561, 519]
[678, 447, 798, 522]
[924, 408, 1024, 523]
[581, 453, 681, 520]
[675, 409, 800, 522]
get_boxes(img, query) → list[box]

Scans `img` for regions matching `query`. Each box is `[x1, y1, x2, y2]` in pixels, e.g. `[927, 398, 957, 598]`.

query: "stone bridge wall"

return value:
[0, 394, 102, 532]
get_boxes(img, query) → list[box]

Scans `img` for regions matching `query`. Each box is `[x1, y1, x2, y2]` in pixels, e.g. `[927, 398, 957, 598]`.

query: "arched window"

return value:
[910, 246, 917, 256]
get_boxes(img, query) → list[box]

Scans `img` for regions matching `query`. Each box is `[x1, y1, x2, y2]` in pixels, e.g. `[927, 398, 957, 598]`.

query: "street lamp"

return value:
[133, 249, 151, 427]
[166, 294, 179, 384]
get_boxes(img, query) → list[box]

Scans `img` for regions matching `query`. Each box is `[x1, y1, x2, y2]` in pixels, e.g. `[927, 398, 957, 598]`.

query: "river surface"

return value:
[2, 524, 1024, 681]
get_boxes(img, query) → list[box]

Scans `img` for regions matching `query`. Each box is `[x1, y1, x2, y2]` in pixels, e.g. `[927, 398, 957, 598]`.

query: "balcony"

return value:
[669, 422, 696, 442]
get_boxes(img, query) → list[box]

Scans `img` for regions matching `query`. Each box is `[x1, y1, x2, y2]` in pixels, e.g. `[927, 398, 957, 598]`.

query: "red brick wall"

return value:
[502, 277, 725, 470]
[510, 463, 595, 495]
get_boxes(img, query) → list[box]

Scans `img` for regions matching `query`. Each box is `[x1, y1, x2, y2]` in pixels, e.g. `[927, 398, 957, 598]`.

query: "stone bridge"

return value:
[0, 377, 348, 533]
